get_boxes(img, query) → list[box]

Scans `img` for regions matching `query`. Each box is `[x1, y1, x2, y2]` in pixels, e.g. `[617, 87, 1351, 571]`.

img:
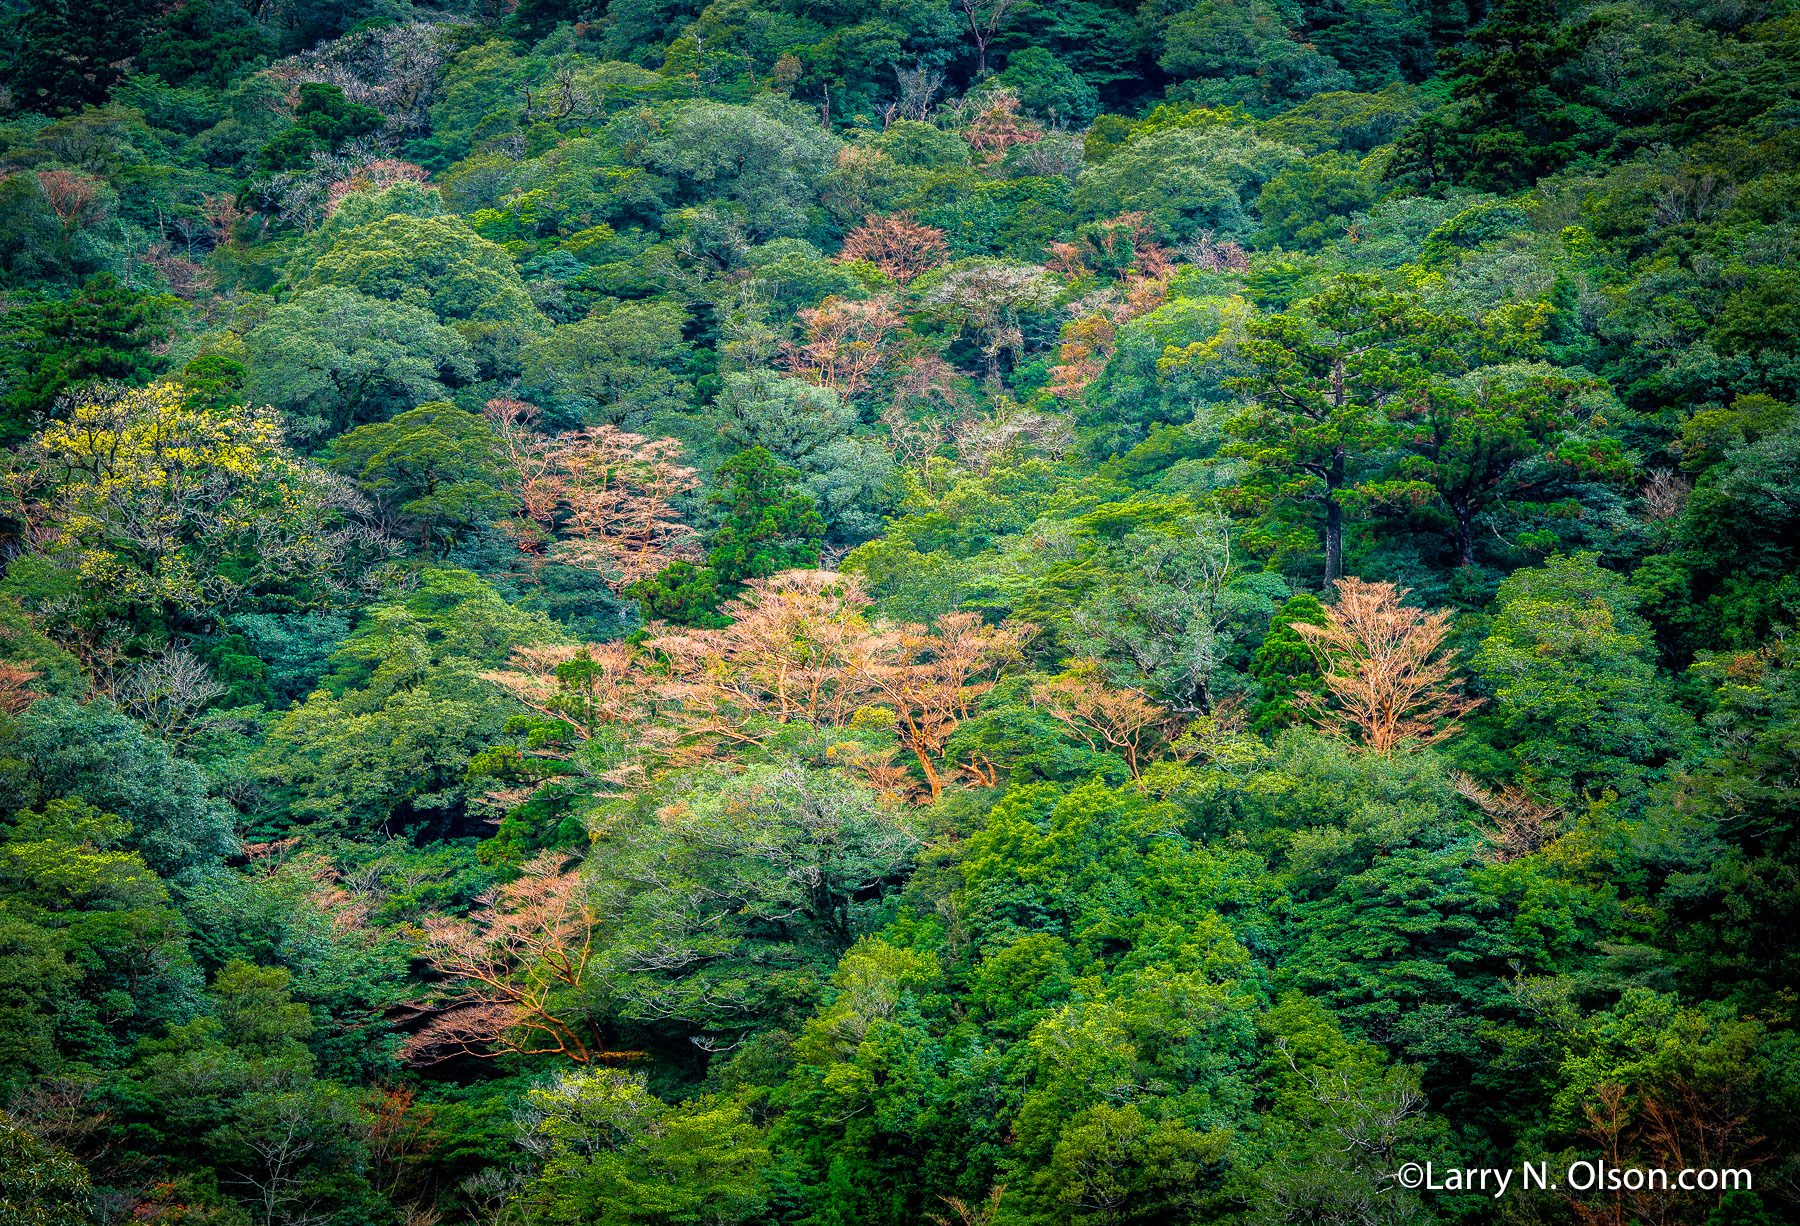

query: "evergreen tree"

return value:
[1249, 592, 1328, 734]
[630, 447, 825, 626]
[0, 276, 175, 439]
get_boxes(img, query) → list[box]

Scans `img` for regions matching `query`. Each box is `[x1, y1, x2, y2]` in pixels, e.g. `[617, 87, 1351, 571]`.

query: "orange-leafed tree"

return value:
[551, 426, 700, 587]
[1046, 213, 1171, 283]
[650, 569, 881, 755]
[1047, 276, 1169, 399]
[838, 213, 950, 286]
[484, 405, 702, 588]
[1031, 662, 1170, 780]
[1292, 578, 1482, 753]
[403, 851, 634, 1067]
[484, 571, 1034, 800]
[485, 397, 565, 554]
[1450, 771, 1562, 862]
[860, 611, 1035, 801]
[781, 295, 905, 399]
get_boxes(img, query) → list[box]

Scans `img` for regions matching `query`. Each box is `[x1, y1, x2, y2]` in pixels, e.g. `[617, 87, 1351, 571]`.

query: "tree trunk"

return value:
[1323, 447, 1346, 582]
[908, 736, 943, 801]
[1455, 504, 1475, 567]
[1324, 496, 1343, 582]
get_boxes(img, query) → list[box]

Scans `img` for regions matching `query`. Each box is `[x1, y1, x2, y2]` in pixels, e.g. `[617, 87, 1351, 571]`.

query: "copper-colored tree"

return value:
[1292, 578, 1482, 753]
[928, 1185, 1007, 1226]
[838, 213, 950, 286]
[652, 570, 881, 755]
[35, 170, 107, 230]
[0, 664, 42, 715]
[484, 398, 562, 554]
[1048, 213, 1170, 283]
[366, 1086, 440, 1207]
[552, 426, 700, 587]
[860, 611, 1034, 801]
[486, 571, 1033, 801]
[404, 851, 632, 1066]
[485, 404, 700, 585]
[324, 158, 429, 218]
[782, 295, 905, 399]
[1032, 663, 1169, 781]
[487, 572, 881, 762]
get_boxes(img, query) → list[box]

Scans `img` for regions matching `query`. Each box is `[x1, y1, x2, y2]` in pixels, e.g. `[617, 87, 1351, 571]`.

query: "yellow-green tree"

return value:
[18, 381, 392, 627]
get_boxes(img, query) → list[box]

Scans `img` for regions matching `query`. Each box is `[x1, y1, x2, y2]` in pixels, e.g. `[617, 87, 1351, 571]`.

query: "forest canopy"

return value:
[1, 0, 1799, 1223]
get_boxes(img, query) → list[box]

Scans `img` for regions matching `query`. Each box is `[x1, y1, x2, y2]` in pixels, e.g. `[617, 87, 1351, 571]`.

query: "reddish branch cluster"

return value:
[484, 570, 1035, 802]
[1031, 664, 1172, 781]
[1045, 213, 1172, 283]
[780, 295, 906, 398]
[836, 212, 951, 286]
[0, 664, 42, 716]
[323, 159, 430, 218]
[963, 90, 1041, 164]
[1043, 213, 1182, 399]
[484, 399, 701, 590]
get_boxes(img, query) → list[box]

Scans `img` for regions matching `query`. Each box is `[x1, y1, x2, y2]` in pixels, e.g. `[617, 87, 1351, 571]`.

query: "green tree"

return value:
[0, 698, 238, 877]
[116, 959, 376, 1225]
[0, 797, 191, 1073]
[997, 48, 1099, 125]
[1248, 591, 1327, 733]
[0, 0, 161, 114]
[520, 304, 694, 426]
[1474, 554, 1692, 802]
[0, 276, 175, 440]
[0, 1117, 95, 1224]
[136, 0, 269, 89]
[1223, 275, 1453, 581]
[647, 101, 840, 240]
[289, 208, 546, 338]
[1071, 117, 1300, 239]
[629, 446, 825, 625]
[1068, 514, 1244, 708]
[255, 569, 564, 838]
[1376, 373, 1628, 567]
[257, 82, 384, 174]
[327, 402, 509, 552]
[1387, 0, 1604, 192]
[706, 447, 826, 587]
[1643, 640, 1800, 1008]
[627, 560, 726, 628]
[1254, 151, 1376, 248]
[590, 763, 919, 1042]
[244, 286, 473, 439]
[518, 1069, 768, 1225]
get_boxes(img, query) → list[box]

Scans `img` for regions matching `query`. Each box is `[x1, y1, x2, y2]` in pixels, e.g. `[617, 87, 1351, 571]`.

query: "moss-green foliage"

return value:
[0, 1117, 95, 1224]
[0, 276, 174, 438]
[256, 82, 382, 174]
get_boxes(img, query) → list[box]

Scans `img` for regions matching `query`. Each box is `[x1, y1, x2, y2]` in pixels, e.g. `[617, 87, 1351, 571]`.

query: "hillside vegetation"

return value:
[1, 0, 1799, 1222]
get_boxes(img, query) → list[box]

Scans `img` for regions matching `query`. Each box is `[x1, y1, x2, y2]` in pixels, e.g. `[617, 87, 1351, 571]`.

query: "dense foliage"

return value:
[1, 0, 1798, 1223]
